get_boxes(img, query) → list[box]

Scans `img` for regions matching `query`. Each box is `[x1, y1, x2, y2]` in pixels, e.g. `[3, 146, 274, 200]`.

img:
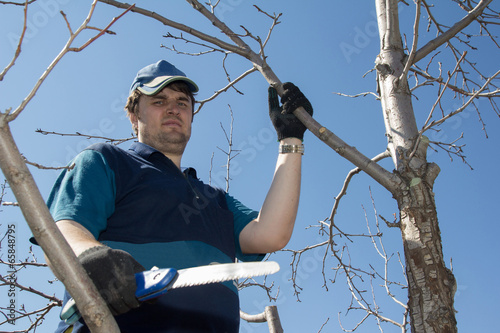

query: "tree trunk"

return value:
[0, 117, 119, 333]
[375, 1, 457, 331]
[396, 167, 457, 333]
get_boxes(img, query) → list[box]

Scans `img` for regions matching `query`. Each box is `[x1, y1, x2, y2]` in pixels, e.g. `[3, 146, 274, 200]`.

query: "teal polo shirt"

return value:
[48, 142, 263, 333]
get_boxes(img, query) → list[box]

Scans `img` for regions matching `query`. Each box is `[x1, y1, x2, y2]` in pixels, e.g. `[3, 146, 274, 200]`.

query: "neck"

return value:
[137, 136, 187, 169]
[163, 153, 182, 169]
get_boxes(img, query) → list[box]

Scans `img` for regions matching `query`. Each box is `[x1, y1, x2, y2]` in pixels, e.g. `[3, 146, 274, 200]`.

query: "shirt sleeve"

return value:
[224, 193, 265, 262]
[46, 149, 116, 239]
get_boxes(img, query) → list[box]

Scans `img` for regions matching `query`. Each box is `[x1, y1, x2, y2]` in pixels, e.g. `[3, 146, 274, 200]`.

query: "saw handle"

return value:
[135, 267, 178, 301]
[60, 267, 178, 325]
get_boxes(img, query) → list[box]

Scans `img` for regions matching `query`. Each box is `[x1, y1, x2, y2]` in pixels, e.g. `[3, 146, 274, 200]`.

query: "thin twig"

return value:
[400, 0, 422, 82]
[0, 0, 28, 81]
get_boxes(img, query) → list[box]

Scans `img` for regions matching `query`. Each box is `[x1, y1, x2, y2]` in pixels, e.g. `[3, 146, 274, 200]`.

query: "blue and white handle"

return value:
[60, 267, 178, 325]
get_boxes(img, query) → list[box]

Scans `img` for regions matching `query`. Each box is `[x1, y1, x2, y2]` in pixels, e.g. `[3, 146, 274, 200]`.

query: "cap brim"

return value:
[137, 75, 199, 95]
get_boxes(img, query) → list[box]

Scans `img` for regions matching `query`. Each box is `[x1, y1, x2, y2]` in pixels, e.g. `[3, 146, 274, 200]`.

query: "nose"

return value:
[165, 101, 181, 115]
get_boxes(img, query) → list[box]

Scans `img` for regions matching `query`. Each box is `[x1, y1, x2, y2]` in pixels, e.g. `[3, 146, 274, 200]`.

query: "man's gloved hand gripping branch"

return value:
[238, 82, 313, 254]
[268, 82, 314, 141]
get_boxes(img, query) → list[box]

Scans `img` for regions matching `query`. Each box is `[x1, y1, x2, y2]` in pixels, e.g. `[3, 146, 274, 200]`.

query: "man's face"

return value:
[131, 85, 193, 156]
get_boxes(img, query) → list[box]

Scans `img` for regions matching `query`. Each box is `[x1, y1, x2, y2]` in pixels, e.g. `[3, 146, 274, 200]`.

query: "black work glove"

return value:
[78, 246, 145, 315]
[268, 82, 313, 141]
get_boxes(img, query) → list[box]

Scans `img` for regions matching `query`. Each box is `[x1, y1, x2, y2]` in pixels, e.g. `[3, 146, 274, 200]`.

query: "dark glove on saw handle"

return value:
[77, 246, 145, 315]
[269, 82, 313, 141]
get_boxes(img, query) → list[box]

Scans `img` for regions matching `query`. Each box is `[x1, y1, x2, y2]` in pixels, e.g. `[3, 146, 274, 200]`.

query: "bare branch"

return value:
[366, 191, 407, 309]
[0, 273, 61, 304]
[400, 0, 422, 82]
[429, 133, 474, 169]
[253, 5, 282, 50]
[24, 158, 75, 171]
[97, 0, 245, 55]
[35, 129, 135, 145]
[328, 150, 392, 226]
[195, 67, 257, 113]
[240, 306, 284, 332]
[5, 1, 132, 122]
[216, 105, 240, 192]
[68, 4, 134, 52]
[422, 68, 500, 132]
[282, 241, 330, 300]
[0, 0, 36, 5]
[0, 0, 28, 81]
[413, 0, 493, 64]
[410, 68, 500, 98]
[240, 310, 266, 323]
[161, 32, 228, 55]
[333, 92, 380, 100]
[1, 201, 19, 206]
[408, 52, 468, 161]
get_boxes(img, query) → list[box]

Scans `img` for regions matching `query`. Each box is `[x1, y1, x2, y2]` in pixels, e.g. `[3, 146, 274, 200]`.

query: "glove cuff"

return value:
[277, 131, 304, 141]
[78, 245, 110, 260]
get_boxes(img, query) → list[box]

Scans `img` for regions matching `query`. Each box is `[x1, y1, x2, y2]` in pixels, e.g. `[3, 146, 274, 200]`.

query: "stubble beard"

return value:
[141, 130, 190, 156]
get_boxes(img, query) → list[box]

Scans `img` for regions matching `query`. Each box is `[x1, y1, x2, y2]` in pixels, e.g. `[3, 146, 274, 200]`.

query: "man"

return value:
[46, 60, 313, 332]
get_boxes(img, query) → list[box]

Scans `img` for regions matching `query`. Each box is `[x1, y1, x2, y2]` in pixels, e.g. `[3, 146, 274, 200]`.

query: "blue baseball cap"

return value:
[130, 60, 199, 95]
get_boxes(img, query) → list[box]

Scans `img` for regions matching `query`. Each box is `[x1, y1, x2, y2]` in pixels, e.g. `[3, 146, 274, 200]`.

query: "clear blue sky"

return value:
[1, 1, 499, 332]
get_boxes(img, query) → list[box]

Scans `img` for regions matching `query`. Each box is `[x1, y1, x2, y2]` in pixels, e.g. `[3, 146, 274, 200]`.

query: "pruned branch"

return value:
[240, 306, 284, 333]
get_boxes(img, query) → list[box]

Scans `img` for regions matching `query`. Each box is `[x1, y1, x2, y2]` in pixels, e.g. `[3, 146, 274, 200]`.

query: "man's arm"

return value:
[239, 83, 312, 254]
[44, 219, 103, 268]
[57, 219, 103, 256]
[239, 137, 302, 254]
[46, 219, 144, 315]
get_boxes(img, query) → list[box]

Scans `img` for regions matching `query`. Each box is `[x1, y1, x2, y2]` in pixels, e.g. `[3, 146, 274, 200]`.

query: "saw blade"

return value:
[170, 261, 280, 289]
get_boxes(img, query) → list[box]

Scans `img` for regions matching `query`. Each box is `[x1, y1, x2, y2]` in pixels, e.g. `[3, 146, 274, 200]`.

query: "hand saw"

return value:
[60, 261, 279, 325]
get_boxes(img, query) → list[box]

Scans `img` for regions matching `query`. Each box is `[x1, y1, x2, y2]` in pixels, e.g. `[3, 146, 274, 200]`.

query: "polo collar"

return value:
[129, 141, 159, 159]
[129, 142, 197, 178]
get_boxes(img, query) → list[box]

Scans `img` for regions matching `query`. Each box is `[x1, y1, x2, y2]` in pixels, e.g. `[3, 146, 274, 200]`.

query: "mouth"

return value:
[162, 119, 182, 128]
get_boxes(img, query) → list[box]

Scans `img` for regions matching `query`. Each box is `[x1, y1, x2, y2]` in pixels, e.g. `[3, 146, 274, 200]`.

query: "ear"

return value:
[129, 112, 139, 131]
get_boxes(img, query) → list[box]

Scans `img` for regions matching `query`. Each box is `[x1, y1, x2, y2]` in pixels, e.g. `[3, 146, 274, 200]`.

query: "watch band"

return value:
[279, 144, 304, 155]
